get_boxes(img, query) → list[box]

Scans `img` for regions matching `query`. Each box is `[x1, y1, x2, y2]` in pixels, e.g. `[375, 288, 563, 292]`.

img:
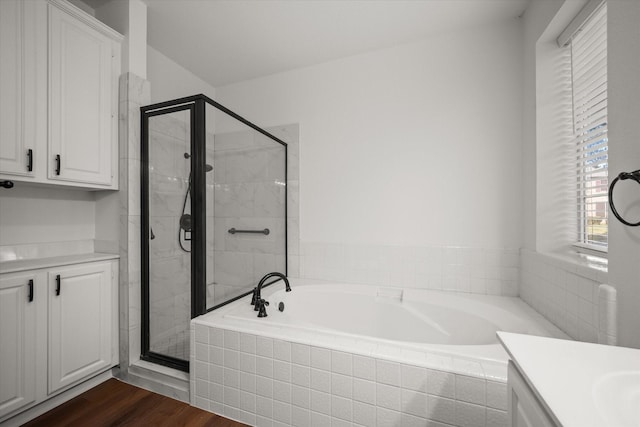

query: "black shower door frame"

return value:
[140, 95, 288, 372]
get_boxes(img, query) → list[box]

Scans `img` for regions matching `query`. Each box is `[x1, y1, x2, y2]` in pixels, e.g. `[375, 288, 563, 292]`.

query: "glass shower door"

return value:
[144, 106, 193, 369]
[205, 104, 287, 311]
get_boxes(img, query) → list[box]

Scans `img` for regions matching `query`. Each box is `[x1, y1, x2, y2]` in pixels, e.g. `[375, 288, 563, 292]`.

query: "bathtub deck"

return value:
[22, 379, 246, 427]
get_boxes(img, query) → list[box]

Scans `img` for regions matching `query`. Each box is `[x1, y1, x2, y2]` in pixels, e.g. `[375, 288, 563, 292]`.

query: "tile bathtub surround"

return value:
[299, 243, 519, 296]
[520, 249, 611, 344]
[191, 326, 509, 427]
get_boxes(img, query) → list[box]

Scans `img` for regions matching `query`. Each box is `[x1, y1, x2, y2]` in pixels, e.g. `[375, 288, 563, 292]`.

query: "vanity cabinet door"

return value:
[508, 361, 556, 427]
[0, 0, 46, 179]
[0, 273, 39, 419]
[47, 262, 113, 394]
[47, 1, 119, 188]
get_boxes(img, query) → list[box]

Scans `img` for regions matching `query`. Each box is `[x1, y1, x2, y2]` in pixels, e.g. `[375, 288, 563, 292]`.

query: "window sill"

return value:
[524, 248, 608, 283]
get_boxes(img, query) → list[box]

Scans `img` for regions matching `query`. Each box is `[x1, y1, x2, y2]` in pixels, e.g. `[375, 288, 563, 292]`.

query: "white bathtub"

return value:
[191, 279, 569, 426]
[208, 279, 567, 364]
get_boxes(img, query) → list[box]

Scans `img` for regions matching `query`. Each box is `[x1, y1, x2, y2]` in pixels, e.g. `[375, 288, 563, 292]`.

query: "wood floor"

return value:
[23, 379, 246, 427]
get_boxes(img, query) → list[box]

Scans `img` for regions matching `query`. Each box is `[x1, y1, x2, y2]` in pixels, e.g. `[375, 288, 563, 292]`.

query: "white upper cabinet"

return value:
[48, 1, 120, 187]
[0, 0, 122, 190]
[0, 0, 46, 179]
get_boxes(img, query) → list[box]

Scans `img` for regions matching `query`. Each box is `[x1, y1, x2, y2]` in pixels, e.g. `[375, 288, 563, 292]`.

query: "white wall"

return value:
[520, 0, 640, 347]
[0, 186, 95, 245]
[147, 45, 216, 104]
[216, 20, 524, 250]
[608, 0, 640, 348]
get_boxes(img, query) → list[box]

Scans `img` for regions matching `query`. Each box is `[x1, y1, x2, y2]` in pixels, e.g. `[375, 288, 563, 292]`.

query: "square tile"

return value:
[427, 369, 455, 398]
[292, 364, 311, 387]
[273, 400, 292, 424]
[455, 400, 486, 427]
[401, 389, 428, 418]
[352, 355, 376, 380]
[376, 383, 401, 411]
[353, 401, 375, 426]
[291, 343, 310, 366]
[311, 368, 332, 393]
[331, 395, 352, 421]
[486, 381, 507, 410]
[257, 376, 273, 398]
[331, 373, 352, 398]
[311, 390, 331, 415]
[274, 340, 292, 362]
[353, 378, 375, 405]
[401, 364, 427, 392]
[456, 375, 486, 405]
[331, 351, 352, 376]
[291, 384, 310, 409]
[224, 330, 240, 350]
[311, 347, 332, 371]
[377, 360, 401, 386]
[257, 336, 274, 358]
[291, 406, 311, 426]
[240, 333, 257, 354]
[240, 372, 256, 393]
[240, 353, 256, 374]
[274, 360, 292, 382]
[274, 380, 292, 403]
[256, 356, 274, 378]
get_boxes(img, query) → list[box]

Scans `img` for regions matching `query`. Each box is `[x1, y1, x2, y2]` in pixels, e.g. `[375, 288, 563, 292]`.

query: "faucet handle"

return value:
[257, 299, 268, 318]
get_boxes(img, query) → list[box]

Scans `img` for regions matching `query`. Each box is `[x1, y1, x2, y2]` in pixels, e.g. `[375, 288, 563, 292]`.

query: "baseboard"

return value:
[119, 361, 189, 403]
[0, 370, 113, 427]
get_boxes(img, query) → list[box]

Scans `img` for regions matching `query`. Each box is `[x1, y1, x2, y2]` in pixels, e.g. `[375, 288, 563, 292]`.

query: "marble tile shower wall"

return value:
[299, 243, 519, 296]
[211, 125, 298, 304]
[148, 113, 195, 347]
[520, 249, 608, 343]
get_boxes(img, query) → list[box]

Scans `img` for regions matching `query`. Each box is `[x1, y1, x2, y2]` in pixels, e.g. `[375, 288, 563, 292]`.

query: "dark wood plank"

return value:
[23, 379, 247, 427]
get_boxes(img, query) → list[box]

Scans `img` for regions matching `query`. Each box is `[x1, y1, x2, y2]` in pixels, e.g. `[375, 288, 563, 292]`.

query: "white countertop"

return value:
[0, 252, 119, 274]
[498, 331, 640, 427]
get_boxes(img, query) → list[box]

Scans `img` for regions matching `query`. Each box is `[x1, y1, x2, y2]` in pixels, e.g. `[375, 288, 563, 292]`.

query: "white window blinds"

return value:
[572, 3, 608, 249]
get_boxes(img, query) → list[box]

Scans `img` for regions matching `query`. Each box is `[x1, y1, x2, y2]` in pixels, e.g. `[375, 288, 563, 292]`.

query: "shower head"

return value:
[184, 153, 213, 172]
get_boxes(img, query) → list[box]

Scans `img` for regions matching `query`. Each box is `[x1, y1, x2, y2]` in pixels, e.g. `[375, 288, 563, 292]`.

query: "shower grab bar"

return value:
[228, 228, 270, 235]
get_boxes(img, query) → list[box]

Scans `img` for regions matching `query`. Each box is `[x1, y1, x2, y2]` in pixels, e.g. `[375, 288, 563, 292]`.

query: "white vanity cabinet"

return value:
[0, 0, 122, 190]
[507, 361, 556, 427]
[0, 272, 43, 419]
[0, 258, 118, 422]
[47, 262, 114, 394]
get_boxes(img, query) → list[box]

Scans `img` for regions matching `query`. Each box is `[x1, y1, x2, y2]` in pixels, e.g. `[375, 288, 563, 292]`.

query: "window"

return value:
[566, 2, 608, 250]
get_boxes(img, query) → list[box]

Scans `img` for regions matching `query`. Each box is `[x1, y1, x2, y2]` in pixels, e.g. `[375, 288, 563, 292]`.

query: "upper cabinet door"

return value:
[0, 0, 46, 178]
[48, 2, 117, 187]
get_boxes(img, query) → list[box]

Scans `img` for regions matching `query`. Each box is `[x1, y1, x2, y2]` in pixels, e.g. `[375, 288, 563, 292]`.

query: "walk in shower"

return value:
[141, 95, 287, 371]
